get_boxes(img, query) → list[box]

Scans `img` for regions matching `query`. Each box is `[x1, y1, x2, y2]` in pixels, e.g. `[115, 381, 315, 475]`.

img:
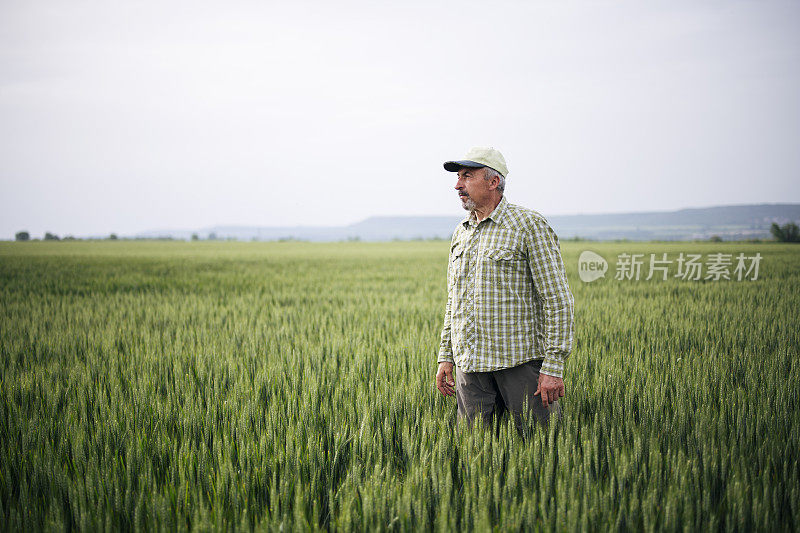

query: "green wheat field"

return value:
[1, 241, 798, 531]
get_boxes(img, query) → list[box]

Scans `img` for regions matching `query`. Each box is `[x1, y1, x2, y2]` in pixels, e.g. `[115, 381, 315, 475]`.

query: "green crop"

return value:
[0, 241, 798, 531]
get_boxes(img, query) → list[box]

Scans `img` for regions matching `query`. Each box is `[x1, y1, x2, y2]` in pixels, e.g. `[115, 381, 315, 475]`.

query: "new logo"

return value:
[578, 251, 608, 282]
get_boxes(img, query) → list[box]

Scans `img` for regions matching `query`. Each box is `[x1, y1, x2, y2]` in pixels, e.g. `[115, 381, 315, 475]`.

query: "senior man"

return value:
[435, 147, 574, 431]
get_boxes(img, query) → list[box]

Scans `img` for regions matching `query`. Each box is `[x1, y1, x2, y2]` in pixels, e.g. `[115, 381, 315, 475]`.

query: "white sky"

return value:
[1, 0, 799, 238]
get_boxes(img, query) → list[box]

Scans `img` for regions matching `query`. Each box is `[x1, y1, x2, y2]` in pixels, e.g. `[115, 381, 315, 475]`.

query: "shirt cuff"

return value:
[540, 356, 564, 378]
[437, 352, 454, 364]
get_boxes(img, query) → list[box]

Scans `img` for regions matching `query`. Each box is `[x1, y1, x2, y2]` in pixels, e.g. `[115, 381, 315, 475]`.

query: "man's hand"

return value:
[534, 373, 565, 407]
[436, 362, 456, 397]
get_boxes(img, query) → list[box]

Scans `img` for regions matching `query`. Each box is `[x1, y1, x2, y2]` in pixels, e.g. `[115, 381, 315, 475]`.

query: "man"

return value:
[435, 146, 574, 431]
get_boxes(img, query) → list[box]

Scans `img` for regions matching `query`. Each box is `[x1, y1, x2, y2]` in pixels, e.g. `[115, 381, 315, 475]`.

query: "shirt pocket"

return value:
[482, 247, 527, 284]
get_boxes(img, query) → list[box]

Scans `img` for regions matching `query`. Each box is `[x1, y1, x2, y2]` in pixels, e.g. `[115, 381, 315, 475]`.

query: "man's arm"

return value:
[525, 218, 575, 379]
[436, 233, 458, 397]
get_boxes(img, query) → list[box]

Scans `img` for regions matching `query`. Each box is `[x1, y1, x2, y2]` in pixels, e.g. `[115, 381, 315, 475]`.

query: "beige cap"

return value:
[443, 146, 508, 178]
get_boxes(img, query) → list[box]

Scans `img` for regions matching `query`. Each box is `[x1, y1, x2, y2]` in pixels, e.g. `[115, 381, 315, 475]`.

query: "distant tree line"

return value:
[12, 231, 224, 242]
[14, 231, 120, 241]
[770, 222, 800, 243]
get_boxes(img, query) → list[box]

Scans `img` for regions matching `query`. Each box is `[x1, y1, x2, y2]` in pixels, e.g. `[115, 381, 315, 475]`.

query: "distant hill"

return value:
[547, 204, 800, 241]
[137, 203, 800, 242]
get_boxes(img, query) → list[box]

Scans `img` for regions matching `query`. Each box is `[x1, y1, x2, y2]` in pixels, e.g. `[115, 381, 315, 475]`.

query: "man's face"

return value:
[455, 167, 492, 212]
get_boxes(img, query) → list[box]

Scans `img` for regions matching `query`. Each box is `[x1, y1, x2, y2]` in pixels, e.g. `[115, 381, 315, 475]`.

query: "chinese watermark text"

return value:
[579, 251, 762, 282]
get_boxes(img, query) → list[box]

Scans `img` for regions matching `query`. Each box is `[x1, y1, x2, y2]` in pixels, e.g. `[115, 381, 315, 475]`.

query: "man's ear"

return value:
[485, 168, 500, 190]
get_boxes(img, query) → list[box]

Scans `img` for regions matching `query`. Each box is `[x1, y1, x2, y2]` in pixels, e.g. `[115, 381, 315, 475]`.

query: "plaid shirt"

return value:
[438, 196, 575, 378]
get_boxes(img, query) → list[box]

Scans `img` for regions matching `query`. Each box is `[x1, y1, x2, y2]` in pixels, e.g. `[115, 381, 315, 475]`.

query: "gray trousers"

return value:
[455, 358, 561, 432]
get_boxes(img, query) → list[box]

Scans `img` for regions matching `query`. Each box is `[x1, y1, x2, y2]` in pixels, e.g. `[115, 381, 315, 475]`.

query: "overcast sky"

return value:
[1, 0, 798, 238]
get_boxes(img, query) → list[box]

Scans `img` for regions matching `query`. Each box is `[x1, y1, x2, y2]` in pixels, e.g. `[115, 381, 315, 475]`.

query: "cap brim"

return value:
[443, 160, 486, 172]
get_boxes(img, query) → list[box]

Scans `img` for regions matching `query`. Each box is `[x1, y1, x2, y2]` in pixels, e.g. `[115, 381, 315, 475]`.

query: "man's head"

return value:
[455, 166, 504, 213]
[444, 147, 508, 214]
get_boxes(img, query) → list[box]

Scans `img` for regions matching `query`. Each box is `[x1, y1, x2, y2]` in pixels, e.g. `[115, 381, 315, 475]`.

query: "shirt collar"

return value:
[461, 196, 509, 229]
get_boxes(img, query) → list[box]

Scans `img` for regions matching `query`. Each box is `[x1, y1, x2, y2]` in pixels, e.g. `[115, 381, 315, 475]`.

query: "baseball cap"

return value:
[443, 146, 508, 178]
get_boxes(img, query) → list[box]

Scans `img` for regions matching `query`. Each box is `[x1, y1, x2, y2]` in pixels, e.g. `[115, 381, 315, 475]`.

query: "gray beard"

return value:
[460, 196, 476, 212]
